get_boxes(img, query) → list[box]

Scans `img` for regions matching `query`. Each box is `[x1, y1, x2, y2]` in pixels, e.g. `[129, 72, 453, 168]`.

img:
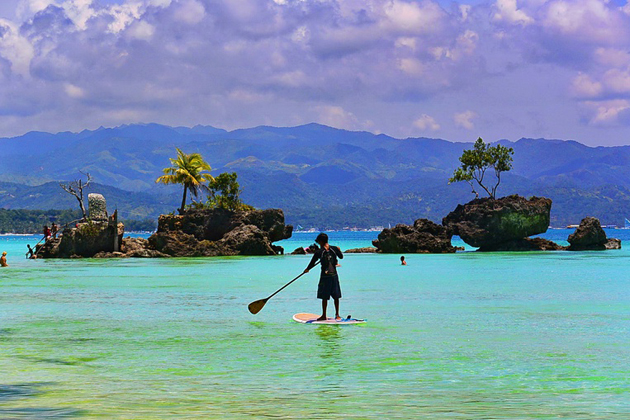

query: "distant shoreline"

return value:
[2, 227, 629, 237]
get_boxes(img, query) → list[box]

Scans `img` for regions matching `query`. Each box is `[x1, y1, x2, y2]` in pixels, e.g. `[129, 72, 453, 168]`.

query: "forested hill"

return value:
[2, 123, 630, 228]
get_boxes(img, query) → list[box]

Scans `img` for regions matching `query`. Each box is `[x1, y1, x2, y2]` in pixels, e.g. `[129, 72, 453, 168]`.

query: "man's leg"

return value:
[334, 298, 340, 320]
[318, 299, 328, 321]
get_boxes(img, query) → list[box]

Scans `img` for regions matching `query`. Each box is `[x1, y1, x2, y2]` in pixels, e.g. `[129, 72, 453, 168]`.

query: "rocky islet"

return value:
[37, 192, 621, 258]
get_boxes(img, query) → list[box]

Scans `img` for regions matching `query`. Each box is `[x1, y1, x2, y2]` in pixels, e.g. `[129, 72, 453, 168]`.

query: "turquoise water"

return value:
[1, 230, 630, 418]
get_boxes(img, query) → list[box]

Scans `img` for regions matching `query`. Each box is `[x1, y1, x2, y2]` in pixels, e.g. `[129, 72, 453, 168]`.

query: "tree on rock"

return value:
[207, 172, 254, 212]
[60, 172, 92, 220]
[156, 148, 214, 214]
[449, 137, 514, 199]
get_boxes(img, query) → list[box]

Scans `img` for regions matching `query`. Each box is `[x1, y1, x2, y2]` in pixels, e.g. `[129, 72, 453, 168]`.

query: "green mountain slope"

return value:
[2, 123, 630, 228]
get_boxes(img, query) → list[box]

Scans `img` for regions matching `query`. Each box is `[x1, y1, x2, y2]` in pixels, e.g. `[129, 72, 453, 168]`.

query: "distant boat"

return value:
[625, 218, 630, 229]
[566, 224, 579, 229]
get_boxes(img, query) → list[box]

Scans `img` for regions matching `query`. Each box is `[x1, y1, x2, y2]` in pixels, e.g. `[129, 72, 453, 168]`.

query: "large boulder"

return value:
[148, 208, 292, 257]
[345, 247, 378, 253]
[39, 217, 124, 258]
[372, 219, 456, 253]
[120, 237, 170, 258]
[568, 217, 621, 251]
[148, 230, 233, 257]
[442, 195, 552, 251]
[222, 224, 275, 255]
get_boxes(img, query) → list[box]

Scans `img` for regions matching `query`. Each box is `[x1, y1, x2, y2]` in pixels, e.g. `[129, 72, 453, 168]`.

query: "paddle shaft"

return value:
[248, 261, 320, 314]
[266, 261, 319, 300]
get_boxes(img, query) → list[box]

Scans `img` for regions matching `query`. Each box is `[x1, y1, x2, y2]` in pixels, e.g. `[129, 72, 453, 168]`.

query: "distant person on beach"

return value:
[303, 233, 344, 321]
[1, 252, 7, 267]
[51, 222, 58, 238]
[26, 244, 35, 259]
[400, 256, 407, 265]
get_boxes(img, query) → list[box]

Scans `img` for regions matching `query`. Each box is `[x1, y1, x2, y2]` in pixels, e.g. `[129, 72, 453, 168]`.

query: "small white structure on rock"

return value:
[88, 193, 108, 221]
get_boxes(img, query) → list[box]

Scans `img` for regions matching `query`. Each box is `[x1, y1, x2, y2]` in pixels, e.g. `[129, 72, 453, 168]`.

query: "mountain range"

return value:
[2, 123, 630, 228]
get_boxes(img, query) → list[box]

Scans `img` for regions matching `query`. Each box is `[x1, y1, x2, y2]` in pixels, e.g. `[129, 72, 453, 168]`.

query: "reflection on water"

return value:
[314, 324, 343, 345]
[313, 325, 349, 397]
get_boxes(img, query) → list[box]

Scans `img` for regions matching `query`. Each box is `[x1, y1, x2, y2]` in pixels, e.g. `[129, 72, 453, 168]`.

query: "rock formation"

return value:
[39, 211, 123, 258]
[442, 195, 556, 251]
[38, 206, 292, 258]
[567, 217, 621, 251]
[345, 247, 378, 253]
[479, 237, 566, 252]
[93, 237, 170, 258]
[372, 219, 456, 253]
[147, 208, 293, 257]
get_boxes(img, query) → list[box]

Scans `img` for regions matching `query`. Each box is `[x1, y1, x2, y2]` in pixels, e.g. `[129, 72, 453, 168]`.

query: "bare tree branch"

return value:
[60, 173, 92, 220]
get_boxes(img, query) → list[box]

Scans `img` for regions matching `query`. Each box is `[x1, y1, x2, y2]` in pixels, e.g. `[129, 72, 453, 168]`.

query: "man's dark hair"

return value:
[315, 233, 328, 245]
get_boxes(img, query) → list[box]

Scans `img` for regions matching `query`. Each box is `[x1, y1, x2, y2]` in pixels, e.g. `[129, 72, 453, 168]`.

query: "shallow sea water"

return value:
[1, 230, 629, 419]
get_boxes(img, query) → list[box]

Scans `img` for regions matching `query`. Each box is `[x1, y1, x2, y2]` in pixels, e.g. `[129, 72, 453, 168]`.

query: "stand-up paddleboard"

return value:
[292, 313, 366, 325]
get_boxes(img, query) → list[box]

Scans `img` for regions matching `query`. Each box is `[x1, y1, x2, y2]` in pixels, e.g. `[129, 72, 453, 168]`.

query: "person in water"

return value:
[1, 251, 8, 267]
[400, 256, 407, 265]
[304, 233, 344, 321]
[26, 244, 35, 259]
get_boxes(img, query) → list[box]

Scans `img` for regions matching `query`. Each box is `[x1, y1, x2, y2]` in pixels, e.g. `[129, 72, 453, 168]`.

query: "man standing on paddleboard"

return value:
[303, 233, 344, 321]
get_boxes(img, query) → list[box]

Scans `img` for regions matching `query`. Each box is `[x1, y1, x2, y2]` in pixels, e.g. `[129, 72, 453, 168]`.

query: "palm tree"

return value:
[156, 148, 214, 213]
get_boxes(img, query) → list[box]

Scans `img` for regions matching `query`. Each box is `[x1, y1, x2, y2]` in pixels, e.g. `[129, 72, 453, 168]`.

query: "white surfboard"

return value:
[292, 312, 366, 325]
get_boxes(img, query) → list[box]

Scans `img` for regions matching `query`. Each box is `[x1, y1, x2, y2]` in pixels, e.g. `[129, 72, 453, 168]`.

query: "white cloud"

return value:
[383, 0, 447, 34]
[64, 82, 84, 98]
[594, 47, 630, 68]
[603, 67, 630, 94]
[0, 18, 34, 76]
[583, 99, 630, 125]
[413, 114, 440, 131]
[454, 29, 478, 57]
[173, 0, 205, 25]
[108, 4, 143, 33]
[63, 0, 96, 30]
[454, 110, 477, 130]
[125, 19, 155, 40]
[459, 4, 471, 22]
[16, 0, 56, 21]
[398, 57, 424, 75]
[571, 73, 603, 98]
[395, 36, 417, 50]
[315, 105, 360, 130]
[493, 0, 533, 26]
[541, 0, 624, 43]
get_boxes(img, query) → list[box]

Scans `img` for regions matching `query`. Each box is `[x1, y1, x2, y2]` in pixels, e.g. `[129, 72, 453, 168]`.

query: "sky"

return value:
[1, 1, 630, 145]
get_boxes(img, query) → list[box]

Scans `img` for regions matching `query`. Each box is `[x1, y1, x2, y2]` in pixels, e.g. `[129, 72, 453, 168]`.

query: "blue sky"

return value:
[1, 0, 630, 146]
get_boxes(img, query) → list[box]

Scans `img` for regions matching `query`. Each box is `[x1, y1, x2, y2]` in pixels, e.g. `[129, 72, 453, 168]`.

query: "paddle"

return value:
[248, 262, 319, 314]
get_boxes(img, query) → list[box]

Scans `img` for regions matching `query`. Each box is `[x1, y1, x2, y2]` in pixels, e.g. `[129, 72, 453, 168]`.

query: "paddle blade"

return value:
[248, 298, 267, 314]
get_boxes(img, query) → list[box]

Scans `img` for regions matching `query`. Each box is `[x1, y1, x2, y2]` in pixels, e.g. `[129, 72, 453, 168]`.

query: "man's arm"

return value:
[332, 245, 343, 260]
[304, 251, 320, 272]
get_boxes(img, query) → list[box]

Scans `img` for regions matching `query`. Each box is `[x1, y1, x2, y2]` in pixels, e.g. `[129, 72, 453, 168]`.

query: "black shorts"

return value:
[317, 274, 342, 300]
